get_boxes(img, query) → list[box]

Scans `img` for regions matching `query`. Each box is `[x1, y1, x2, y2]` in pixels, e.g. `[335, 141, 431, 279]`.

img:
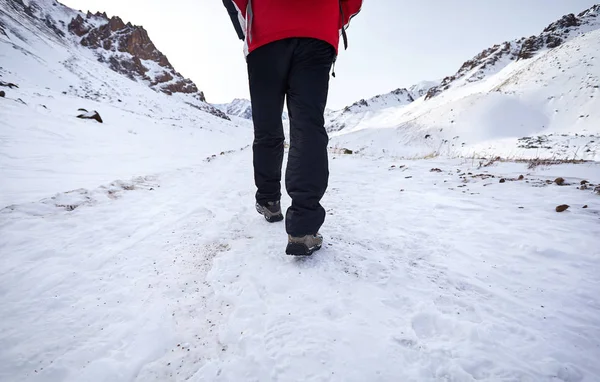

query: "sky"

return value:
[60, 0, 599, 109]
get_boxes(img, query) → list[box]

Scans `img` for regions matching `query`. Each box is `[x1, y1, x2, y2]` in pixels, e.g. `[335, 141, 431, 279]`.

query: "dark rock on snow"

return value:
[77, 110, 103, 123]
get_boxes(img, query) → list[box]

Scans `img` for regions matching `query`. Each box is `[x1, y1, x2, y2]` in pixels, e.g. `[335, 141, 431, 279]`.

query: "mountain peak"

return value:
[424, 3, 600, 100]
[3, 0, 207, 103]
[64, 8, 205, 100]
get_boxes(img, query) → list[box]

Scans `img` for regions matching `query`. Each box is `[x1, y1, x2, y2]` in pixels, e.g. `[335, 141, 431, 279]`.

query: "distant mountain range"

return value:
[213, 98, 289, 121]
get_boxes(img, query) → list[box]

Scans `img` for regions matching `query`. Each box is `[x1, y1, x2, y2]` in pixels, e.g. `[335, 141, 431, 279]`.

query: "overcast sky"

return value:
[61, 0, 598, 109]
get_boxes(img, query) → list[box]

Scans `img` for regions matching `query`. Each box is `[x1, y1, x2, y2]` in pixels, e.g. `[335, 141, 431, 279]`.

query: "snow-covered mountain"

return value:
[424, 5, 600, 100]
[326, 88, 416, 133]
[0, 0, 251, 205]
[214, 98, 289, 121]
[0, 0, 228, 119]
[409, 80, 441, 99]
[214, 98, 253, 120]
[328, 4, 600, 160]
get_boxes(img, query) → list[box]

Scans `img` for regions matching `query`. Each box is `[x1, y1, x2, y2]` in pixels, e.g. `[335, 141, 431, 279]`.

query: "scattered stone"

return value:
[342, 148, 353, 154]
[430, 168, 442, 172]
[424, 134, 431, 139]
[77, 110, 103, 123]
[581, 180, 589, 185]
[518, 175, 525, 180]
[595, 185, 600, 195]
[555, 204, 570, 213]
[78, 108, 88, 112]
[583, 205, 588, 209]
[0, 91, 5, 98]
[0, 81, 18, 89]
[499, 178, 506, 183]
[405, 176, 413, 179]
[555, 177, 565, 185]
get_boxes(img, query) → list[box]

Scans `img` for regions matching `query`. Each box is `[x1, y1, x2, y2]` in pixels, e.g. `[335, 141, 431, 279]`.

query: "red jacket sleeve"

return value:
[341, 0, 363, 28]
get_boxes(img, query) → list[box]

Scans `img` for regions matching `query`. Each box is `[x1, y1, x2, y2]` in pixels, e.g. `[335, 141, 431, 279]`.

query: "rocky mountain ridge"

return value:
[424, 4, 600, 99]
[0, 0, 228, 118]
[68, 11, 204, 100]
[326, 4, 600, 134]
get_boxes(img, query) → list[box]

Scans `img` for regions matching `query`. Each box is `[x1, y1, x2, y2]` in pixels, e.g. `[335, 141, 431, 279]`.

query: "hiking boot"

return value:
[256, 201, 284, 223]
[286, 233, 323, 256]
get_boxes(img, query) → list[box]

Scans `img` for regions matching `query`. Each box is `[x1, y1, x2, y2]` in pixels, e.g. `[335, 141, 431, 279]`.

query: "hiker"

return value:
[223, 0, 362, 256]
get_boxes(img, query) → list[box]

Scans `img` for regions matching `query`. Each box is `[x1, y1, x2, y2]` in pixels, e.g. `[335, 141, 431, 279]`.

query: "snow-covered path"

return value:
[1, 150, 599, 382]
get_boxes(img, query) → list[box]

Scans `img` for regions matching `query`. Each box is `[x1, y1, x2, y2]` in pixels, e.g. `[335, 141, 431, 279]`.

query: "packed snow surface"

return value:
[1, 141, 599, 381]
[1, 1, 599, 381]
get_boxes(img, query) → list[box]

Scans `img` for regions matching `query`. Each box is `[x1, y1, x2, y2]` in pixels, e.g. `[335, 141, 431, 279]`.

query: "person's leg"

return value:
[247, 40, 293, 205]
[285, 38, 336, 237]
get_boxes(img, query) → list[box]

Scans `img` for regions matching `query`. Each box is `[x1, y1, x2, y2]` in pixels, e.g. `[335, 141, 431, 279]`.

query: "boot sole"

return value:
[286, 243, 322, 256]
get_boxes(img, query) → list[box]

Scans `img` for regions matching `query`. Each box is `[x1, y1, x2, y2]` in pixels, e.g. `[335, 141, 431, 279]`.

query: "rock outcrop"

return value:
[68, 13, 205, 101]
[425, 4, 600, 100]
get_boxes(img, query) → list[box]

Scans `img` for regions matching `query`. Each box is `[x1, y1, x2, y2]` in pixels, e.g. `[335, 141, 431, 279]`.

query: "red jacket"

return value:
[223, 0, 362, 55]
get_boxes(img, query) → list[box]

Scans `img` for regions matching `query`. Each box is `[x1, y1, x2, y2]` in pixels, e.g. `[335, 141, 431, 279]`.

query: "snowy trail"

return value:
[1, 150, 599, 382]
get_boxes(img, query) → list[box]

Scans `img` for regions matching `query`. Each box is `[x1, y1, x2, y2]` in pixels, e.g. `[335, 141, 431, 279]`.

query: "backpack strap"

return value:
[339, 1, 349, 50]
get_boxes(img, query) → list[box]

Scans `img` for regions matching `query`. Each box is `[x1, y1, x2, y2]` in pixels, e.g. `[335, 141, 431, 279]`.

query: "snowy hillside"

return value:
[425, 5, 600, 100]
[0, 0, 228, 118]
[328, 4, 600, 160]
[409, 80, 441, 99]
[326, 88, 415, 133]
[0, 0, 251, 206]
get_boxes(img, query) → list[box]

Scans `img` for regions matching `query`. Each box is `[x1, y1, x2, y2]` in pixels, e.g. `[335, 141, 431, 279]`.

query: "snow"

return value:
[1, 149, 599, 381]
[328, 28, 600, 161]
[1, 1, 600, 381]
[408, 80, 440, 99]
[0, 0, 251, 206]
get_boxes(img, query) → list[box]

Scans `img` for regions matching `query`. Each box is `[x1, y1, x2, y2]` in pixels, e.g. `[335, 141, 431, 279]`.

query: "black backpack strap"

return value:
[223, 0, 245, 40]
[339, 0, 348, 50]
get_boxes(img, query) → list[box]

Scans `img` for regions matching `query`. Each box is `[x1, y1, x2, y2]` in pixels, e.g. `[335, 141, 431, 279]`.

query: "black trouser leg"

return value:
[285, 39, 335, 237]
[247, 40, 292, 205]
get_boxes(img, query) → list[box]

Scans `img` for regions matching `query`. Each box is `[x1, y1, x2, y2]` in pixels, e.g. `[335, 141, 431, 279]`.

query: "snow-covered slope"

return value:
[0, 0, 250, 206]
[426, 5, 600, 100]
[409, 80, 440, 99]
[325, 80, 440, 133]
[328, 5, 600, 160]
[0, 0, 229, 118]
[326, 88, 415, 133]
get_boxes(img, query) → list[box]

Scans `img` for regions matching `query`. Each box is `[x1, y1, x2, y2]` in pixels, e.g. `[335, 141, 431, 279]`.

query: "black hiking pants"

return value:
[247, 38, 335, 237]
